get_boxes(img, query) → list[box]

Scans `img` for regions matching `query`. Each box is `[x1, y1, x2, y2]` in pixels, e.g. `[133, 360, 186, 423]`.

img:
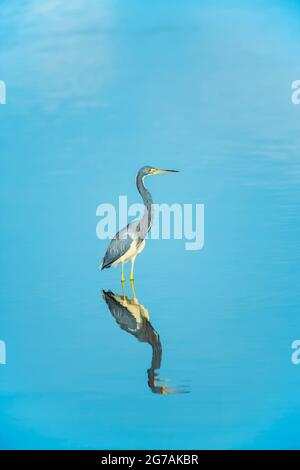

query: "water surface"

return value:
[1, 0, 300, 449]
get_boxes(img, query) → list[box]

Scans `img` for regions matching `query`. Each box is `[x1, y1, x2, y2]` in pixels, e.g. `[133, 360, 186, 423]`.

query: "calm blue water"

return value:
[1, 0, 300, 450]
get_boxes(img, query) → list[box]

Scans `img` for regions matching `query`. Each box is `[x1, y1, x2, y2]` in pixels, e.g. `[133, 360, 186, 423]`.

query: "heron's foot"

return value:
[121, 278, 125, 284]
[130, 276, 134, 282]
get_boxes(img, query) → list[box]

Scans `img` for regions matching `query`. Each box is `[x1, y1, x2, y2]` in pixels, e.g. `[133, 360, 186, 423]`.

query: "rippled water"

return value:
[1, 0, 300, 450]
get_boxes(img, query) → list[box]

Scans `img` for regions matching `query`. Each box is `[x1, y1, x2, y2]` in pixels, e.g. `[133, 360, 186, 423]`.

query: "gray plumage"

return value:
[100, 166, 178, 279]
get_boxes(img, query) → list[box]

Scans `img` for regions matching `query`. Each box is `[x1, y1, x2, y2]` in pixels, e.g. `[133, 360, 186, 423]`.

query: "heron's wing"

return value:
[101, 222, 138, 269]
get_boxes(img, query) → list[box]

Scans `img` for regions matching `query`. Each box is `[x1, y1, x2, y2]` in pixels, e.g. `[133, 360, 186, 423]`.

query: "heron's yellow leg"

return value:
[130, 278, 138, 302]
[121, 279, 126, 299]
[130, 257, 135, 281]
[121, 262, 125, 283]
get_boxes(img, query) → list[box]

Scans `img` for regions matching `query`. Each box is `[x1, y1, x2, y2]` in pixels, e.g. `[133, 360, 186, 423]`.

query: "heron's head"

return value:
[138, 166, 179, 178]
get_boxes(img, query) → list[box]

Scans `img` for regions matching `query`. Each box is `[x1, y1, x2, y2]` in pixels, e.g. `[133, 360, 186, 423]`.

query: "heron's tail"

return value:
[100, 260, 111, 270]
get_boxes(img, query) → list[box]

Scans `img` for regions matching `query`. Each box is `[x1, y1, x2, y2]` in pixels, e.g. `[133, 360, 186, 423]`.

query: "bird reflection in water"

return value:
[102, 282, 185, 394]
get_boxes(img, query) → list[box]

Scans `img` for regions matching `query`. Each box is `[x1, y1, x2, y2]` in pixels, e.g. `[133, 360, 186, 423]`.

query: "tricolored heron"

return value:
[100, 166, 178, 282]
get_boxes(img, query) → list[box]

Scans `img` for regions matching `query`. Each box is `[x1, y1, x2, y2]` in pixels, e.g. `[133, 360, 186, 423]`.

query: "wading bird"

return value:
[100, 166, 178, 282]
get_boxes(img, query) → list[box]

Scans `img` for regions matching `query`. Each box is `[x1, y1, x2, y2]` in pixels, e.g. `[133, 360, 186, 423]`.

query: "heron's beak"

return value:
[153, 169, 179, 174]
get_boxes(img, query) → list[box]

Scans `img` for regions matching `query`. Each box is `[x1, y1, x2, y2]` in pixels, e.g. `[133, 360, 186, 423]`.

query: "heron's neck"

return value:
[136, 174, 154, 233]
